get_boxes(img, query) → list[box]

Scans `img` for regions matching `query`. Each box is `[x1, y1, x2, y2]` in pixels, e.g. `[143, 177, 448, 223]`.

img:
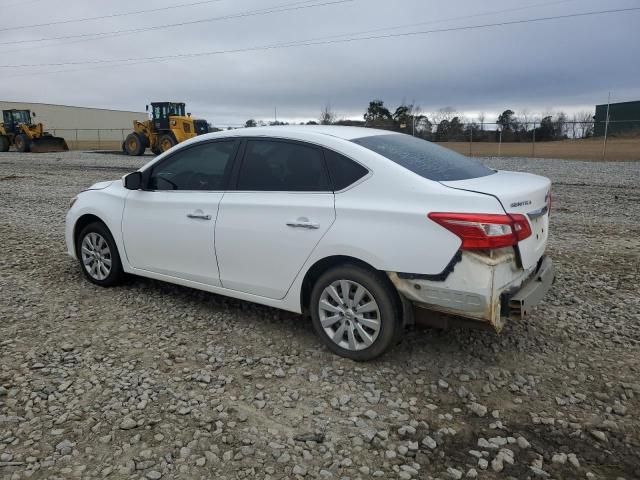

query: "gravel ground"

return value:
[1, 151, 639, 480]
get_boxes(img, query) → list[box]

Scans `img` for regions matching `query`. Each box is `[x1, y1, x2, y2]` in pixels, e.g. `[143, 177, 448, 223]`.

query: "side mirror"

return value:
[145, 104, 149, 111]
[124, 171, 142, 190]
[32, 112, 37, 118]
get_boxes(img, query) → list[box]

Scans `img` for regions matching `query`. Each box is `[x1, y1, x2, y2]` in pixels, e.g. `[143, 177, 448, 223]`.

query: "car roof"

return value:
[209, 125, 400, 141]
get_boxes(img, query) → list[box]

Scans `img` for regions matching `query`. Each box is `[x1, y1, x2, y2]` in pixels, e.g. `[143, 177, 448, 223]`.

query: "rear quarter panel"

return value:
[300, 141, 507, 276]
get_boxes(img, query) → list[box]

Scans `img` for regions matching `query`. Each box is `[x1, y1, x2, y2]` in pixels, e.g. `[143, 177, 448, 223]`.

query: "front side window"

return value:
[149, 140, 238, 191]
[237, 140, 330, 191]
[352, 134, 495, 181]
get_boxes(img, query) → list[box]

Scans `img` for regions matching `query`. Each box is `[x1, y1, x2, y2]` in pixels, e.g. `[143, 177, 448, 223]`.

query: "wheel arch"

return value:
[299, 255, 403, 317]
[73, 214, 109, 255]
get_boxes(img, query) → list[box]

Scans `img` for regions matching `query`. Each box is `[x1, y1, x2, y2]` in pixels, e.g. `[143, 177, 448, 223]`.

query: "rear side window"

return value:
[237, 140, 330, 191]
[324, 149, 369, 190]
[352, 134, 495, 181]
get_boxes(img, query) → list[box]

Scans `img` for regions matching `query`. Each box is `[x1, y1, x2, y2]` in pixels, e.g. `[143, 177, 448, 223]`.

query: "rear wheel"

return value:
[310, 264, 402, 361]
[159, 134, 176, 152]
[124, 133, 145, 156]
[76, 222, 124, 287]
[15, 134, 30, 152]
[0, 135, 9, 152]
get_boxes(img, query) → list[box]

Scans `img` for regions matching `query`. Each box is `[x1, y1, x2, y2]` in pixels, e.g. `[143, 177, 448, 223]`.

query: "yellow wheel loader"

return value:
[0, 109, 69, 153]
[123, 102, 206, 156]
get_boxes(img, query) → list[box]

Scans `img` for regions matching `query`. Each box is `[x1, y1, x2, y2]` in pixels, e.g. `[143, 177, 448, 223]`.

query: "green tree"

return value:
[245, 119, 257, 128]
[364, 100, 392, 123]
[497, 109, 517, 132]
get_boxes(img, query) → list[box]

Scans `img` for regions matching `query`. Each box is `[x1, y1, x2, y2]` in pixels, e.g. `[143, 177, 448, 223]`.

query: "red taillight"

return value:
[428, 212, 532, 250]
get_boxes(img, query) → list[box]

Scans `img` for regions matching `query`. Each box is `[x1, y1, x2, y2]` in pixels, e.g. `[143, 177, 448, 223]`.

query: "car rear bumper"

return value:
[388, 251, 555, 332]
[504, 256, 555, 319]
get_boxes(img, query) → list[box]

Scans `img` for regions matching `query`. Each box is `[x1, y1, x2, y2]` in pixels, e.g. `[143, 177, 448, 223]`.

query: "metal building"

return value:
[0, 100, 146, 146]
[594, 100, 640, 136]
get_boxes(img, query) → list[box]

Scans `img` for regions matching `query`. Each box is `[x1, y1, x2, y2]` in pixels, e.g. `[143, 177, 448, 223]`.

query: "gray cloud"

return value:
[1, 0, 639, 126]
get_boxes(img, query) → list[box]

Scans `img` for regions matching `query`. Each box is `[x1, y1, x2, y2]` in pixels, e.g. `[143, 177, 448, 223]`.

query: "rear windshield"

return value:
[352, 134, 495, 181]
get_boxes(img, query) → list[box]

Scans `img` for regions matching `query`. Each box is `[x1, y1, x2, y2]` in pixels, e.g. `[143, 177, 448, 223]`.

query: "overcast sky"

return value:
[1, 0, 639, 126]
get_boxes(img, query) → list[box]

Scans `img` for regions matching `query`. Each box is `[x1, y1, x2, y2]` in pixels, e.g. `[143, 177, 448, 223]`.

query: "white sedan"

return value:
[66, 126, 554, 360]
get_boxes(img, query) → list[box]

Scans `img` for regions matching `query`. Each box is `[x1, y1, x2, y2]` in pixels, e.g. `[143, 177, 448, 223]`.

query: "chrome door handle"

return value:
[187, 213, 211, 220]
[286, 221, 319, 229]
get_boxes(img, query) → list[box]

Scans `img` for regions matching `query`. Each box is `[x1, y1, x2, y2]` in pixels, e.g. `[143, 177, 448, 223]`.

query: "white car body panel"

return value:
[122, 190, 223, 286]
[65, 126, 554, 327]
[216, 191, 335, 299]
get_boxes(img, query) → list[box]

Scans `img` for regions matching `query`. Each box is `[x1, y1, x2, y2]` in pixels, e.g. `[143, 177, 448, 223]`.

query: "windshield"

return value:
[352, 134, 495, 181]
[168, 103, 185, 116]
[11, 111, 31, 124]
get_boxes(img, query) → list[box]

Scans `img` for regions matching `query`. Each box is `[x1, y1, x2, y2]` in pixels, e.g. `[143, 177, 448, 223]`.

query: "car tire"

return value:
[76, 222, 124, 287]
[15, 134, 30, 152]
[310, 264, 402, 361]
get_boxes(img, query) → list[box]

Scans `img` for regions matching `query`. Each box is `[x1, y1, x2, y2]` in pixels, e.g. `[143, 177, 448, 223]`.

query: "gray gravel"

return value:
[1, 151, 639, 479]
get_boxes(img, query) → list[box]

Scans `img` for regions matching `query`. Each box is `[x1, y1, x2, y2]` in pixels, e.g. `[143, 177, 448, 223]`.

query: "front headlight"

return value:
[69, 195, 78, 209]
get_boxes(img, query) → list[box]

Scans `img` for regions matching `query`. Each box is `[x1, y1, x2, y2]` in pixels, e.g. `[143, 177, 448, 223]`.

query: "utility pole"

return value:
[274, 106, 278, 124]
[602, 92, 611, 161]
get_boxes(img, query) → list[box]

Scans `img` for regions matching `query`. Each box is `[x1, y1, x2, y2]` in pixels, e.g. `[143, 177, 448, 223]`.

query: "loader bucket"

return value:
[29, 136, 69, 153]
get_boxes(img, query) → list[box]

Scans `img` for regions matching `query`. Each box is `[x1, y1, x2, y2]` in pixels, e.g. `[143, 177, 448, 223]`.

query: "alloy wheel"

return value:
[81, 232, 112, 281]
[318, 279, 381, 351]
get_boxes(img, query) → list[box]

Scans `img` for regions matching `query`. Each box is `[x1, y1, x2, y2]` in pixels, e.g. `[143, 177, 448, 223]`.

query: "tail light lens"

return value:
[428, 212, 532, 250]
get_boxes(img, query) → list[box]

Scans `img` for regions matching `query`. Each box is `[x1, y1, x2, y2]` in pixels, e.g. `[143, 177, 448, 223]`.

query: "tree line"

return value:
[242, 100, 595, 142]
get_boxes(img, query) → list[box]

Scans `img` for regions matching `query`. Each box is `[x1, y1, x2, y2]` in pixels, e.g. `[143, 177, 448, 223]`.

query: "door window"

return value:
[149, 140, 238, 191]
[237, 140, 330, 191]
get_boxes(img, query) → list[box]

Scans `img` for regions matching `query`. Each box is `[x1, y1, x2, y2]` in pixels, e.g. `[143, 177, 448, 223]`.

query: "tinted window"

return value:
[324, 149, 369, 190]
[150, 140, 238, 191]
[237, 140, 330, 191]
[352, 134, 495, 181]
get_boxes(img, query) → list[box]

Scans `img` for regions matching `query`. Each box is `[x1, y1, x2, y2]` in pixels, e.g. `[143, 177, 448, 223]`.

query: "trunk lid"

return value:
[441, 170, 551, 269]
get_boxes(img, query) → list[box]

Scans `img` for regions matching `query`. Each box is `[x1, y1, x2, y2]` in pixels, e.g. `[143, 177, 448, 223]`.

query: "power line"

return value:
[0, 0, 47, 8]
[0, 0, 349, 46]
[0, 0, 227, 32]
[268, 0, 581, 47]
[0, 0, 577, 52]
[1, 6, 637, 74]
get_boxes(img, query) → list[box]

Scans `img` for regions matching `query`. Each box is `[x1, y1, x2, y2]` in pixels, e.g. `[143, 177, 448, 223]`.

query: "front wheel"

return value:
[15, 134, 30, 152]
[76, 222, 124, 287]
[310, 264, 402, 361]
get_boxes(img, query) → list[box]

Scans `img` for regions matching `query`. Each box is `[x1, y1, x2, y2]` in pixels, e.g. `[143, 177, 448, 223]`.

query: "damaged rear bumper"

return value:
[388, 251, 555, 332]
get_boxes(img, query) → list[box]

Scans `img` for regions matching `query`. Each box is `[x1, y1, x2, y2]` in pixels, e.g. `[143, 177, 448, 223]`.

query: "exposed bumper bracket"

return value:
[507, 256, 555, 319]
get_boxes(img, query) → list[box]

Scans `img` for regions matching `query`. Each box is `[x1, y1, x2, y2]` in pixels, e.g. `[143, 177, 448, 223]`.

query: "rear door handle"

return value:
[286, 221, 319, 229]
[187, 212, 211, 220]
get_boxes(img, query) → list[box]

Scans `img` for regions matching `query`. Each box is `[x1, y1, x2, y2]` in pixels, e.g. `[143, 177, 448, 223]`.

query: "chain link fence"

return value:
[47, 128, 129, 151]
[365, 119, 640, 161]
[47, 119, 640, 161]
